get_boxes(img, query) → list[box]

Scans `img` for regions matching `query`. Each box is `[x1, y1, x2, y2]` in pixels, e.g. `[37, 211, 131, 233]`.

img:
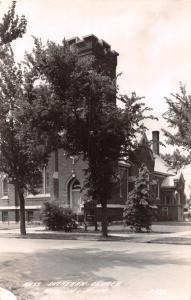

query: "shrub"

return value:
[41, 202, 77, 231]
[75, 212, 84, 224]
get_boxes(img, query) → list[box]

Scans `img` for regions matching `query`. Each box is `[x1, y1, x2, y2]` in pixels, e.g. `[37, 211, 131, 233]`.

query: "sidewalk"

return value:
[0, 223, 190, 244]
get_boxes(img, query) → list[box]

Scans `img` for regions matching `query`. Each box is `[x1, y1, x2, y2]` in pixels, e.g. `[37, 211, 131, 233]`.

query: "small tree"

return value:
[123, 164, 153, 232]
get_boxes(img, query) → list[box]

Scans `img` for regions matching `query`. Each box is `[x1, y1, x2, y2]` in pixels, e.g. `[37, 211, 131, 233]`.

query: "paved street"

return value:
[0, 237, 190, 300]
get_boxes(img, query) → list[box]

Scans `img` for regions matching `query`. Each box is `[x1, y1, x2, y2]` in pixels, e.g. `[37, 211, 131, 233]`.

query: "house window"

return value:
[55, 149, 58, 172]
[2, 211, 8, 222]
[162, 207, 168, 217]
[165, 195, 170, 205]
[27, 211, 34, 222]
[3, 178, 8, 196]
[45, 169, 50, 194]
[16, 210, 20, 222]
[30, 166, 50, 195]
[156, 183, 160, 198]
[154, 183, 159, 199]
[53, 178, 59, 199]
[34, 178, 43, 194]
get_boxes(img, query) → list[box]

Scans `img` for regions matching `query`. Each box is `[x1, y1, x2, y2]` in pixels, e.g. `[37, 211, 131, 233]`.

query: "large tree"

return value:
[24, 38, 154, 237]
[0, 44, 55, 235]
[163, 84, 191, 168]
[0, 1, 30, 235]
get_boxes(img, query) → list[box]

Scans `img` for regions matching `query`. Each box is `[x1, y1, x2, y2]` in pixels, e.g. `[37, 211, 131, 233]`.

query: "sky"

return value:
[0, 0, 191, 195]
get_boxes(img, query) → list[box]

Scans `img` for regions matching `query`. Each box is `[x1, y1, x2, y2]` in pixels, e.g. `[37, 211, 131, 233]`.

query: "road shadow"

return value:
[0, 246, 189, 299]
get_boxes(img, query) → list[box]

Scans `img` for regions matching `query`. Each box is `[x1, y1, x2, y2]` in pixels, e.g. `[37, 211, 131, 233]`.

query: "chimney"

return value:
[152, 131, 160, 155]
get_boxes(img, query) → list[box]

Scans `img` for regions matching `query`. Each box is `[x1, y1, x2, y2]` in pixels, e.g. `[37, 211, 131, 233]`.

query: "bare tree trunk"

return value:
[101, 203, 108, 237]
[18, 187, 26, 235]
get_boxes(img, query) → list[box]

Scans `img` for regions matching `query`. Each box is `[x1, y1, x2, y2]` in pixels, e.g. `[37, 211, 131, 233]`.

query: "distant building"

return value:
[152, 131, 185, 221]
[128, 131, 185, 221]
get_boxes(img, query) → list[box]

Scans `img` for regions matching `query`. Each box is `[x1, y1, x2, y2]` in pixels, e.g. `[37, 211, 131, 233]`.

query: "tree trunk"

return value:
[18, 188, 26, 235]
[94, 207, 98, 231]
[101, 203, 108, 237]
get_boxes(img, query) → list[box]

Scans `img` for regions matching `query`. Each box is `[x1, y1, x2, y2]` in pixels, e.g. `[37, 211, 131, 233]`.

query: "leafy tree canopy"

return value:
[23, 38, 155, 236]
[163, 83, 191, 168]
[0, 1, 27, 46]
[0, 44, 53, 192]
[23, 38, 155, 202]
[162, 149, 189, 173]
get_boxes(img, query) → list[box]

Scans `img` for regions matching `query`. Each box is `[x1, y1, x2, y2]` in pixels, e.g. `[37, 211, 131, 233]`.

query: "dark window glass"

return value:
[2, 211, 8, 222]
[3, 178, 8, 196]
[27, 211, 34, 222]
[166, 196, 170, 205]
[72, 179, 81, 190]
[55, 150, 58, 172]
[53, 178, 59, 199]
[45, 170, 50, 193]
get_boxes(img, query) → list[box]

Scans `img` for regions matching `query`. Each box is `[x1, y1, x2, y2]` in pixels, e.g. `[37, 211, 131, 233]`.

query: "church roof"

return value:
[135, 131, 149, 145]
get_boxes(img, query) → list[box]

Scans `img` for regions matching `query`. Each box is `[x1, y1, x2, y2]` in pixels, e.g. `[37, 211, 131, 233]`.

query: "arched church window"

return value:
[72, 179, 81, 190]
[68, 178, 81, 213]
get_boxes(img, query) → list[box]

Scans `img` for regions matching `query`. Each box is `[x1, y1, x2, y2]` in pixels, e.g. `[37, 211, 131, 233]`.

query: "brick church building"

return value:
[0, 35, 185, 223]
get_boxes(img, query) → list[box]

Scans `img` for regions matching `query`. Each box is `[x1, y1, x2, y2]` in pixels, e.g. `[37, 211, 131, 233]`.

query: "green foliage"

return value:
[41, 202, 77, 231]
[0, 2, 42, 192]
[0, 32, 55, 235]
[23, 38, 155, 237]
[0, 1, 27, 235]
[163, 83, 191, 166]
[24, 39, 155, 205]
[0, 45, 52, 191]
[0, 1, 27, 46]
[123, 164, 153, 232]
[161, 149, 189, 172]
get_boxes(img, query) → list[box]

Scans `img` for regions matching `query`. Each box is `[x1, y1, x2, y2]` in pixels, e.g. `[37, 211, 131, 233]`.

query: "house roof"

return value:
[133, 132, 186, 190]
[154, 154, 176, 176]
[161, 172, 184, 188]
[161, 176, 175, 188]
